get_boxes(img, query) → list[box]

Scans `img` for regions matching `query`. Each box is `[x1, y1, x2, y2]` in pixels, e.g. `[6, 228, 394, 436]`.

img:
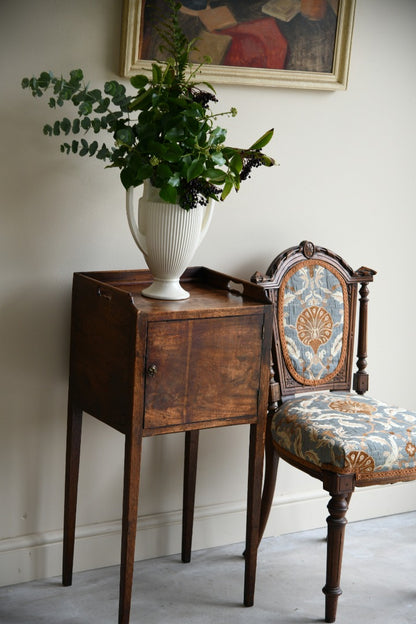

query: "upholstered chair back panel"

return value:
[278, 260, 349, 386]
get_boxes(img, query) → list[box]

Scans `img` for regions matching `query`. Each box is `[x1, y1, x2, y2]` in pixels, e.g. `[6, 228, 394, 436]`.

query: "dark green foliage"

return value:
[22, 0, 275, 209]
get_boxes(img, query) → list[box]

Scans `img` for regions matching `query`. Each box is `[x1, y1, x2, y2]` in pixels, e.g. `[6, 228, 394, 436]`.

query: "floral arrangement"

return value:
[22, 0, 275, 210]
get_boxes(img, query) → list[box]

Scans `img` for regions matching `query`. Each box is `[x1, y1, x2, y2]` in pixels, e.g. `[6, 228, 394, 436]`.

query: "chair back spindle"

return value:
[353, 271, 376, 394]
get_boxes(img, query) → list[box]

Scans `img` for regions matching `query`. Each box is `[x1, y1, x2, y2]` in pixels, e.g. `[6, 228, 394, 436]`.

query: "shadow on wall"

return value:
[0, 282, 71, 386]
[0, 281, 71, 537]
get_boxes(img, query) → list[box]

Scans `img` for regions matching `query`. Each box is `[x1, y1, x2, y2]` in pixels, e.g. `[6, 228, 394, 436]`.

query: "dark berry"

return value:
[240, 153, 264, 181]
[189, 88, 218, 109]
[178, 178, 220, 210]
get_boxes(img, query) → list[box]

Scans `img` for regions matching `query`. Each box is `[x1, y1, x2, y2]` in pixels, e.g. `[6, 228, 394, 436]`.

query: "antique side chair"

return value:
[251, 240, 416, 623]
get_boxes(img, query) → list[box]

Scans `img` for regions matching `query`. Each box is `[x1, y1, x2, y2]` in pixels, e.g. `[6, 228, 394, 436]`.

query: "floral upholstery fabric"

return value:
[278, 261, 349, 385]
[271, 392, 416, 483]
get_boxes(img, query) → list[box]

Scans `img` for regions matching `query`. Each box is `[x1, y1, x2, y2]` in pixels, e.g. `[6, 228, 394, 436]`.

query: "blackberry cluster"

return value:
[178, 178, 220, 210]
[189, 88, 218, 109]
[240, 154, 264, 181]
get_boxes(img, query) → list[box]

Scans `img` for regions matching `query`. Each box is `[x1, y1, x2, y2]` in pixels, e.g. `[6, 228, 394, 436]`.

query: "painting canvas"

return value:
[120, 0, 356, 90]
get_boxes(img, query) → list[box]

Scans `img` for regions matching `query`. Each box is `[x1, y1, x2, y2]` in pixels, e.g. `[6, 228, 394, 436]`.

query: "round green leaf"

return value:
[116, 127, 134, 145]
[130, 74, 149, 89]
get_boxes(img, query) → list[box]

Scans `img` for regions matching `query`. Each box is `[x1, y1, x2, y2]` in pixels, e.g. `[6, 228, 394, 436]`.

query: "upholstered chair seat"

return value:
[272, 391, 416, 483]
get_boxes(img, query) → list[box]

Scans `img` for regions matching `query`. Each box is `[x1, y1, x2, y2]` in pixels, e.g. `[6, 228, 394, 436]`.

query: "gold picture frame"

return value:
[120, 0, 356, 90]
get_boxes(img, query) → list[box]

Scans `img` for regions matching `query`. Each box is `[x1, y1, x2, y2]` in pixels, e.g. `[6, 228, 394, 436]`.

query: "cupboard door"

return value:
[144, 315, 264, 430]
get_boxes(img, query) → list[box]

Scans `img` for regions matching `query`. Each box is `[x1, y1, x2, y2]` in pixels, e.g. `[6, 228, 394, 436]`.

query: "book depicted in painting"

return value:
[189, 30, 232, 65]
[197, 6, 237, 32]
[180, 4, 237, 31]
[261, 0, 301, 22]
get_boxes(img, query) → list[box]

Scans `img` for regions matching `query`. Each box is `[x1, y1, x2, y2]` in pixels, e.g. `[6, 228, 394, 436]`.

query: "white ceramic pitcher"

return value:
[126, 181, 214, 300]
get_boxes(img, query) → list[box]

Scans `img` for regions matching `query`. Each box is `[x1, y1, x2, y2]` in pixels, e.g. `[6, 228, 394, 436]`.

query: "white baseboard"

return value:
[1, 480, 415, 587]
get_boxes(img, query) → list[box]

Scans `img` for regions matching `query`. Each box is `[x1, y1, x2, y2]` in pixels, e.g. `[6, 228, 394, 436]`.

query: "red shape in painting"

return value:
[219, 18, 287, 69]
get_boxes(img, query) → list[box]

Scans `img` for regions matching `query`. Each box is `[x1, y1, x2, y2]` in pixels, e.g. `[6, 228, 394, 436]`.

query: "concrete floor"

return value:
[0, 511, 414, 624]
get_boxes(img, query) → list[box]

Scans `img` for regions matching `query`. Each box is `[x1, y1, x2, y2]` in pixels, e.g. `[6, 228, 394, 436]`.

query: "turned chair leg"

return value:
[322, 473, 354, 623]
[182, 430, 199, 563]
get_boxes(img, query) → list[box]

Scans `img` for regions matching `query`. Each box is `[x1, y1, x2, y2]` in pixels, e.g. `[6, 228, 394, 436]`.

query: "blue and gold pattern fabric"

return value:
[279, 260, 348, 385]
[272, 392, 416, 483]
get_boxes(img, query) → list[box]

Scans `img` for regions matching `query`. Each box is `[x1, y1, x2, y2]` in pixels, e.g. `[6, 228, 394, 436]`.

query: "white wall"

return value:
[1, 0, 416, 586]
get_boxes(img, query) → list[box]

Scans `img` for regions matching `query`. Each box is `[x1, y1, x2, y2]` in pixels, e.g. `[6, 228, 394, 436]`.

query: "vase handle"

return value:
[126, 186, 148, 256]
[199, 200, 215, 246]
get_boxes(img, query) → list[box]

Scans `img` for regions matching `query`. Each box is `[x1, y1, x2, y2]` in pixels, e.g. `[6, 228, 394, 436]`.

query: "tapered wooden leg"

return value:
[119, 431, 143, 624]
[322, 492, 349, 623]
[258, 412, 279, 544]
[182, 430, 199, 563]
[62, 401, 83, 587]
[244, 422, 266, 607]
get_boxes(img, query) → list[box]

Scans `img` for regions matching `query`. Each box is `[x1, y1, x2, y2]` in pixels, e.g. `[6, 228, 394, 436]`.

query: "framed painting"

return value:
[120, 0, 356, 90]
